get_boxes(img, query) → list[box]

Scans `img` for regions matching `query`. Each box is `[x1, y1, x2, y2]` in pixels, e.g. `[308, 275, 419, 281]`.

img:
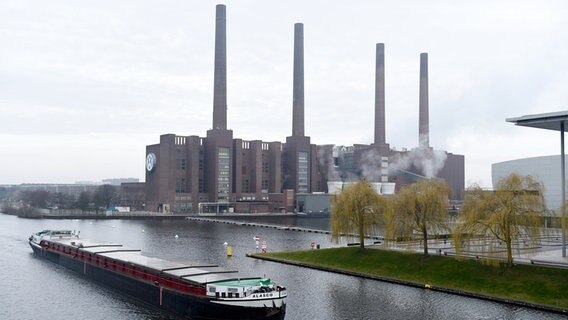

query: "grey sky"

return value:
[1, 0, 567, 187]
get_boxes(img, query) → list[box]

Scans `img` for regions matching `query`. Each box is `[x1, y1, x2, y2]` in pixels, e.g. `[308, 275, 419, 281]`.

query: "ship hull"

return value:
[30, 242, 285, 320]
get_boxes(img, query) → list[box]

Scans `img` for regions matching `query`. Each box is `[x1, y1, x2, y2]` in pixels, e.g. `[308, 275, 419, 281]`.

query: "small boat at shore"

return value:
[29, 230, 287, 319]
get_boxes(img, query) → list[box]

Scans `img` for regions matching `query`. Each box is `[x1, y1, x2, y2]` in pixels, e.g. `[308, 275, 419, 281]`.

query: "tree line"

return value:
[331, 173, 564, 266]
[1, 184, 119, 212]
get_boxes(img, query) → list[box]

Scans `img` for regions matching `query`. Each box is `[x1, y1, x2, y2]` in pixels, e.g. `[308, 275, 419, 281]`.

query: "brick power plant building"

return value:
[144, 5, 464, 214]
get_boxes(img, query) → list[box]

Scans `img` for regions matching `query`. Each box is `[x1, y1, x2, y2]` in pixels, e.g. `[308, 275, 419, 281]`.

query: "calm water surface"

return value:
[0, 214, 563, 320]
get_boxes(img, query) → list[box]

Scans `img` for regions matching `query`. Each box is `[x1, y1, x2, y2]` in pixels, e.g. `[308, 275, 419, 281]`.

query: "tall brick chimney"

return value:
[374, 43, 386, 148]
[419, 52, 429, 148]
[212, 4, 227, 130]
[292, 23, 304, 137]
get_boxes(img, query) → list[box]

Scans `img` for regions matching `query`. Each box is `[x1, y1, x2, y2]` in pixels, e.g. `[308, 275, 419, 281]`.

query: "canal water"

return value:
[0, 213, 563, 320]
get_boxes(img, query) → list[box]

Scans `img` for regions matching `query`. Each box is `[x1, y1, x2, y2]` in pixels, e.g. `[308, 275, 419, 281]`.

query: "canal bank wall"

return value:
[2, 211, 296, 220]
[247, 253, 568, 316]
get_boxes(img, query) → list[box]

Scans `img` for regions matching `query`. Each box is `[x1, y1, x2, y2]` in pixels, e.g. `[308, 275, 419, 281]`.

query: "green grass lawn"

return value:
[263, 247, 568, 310]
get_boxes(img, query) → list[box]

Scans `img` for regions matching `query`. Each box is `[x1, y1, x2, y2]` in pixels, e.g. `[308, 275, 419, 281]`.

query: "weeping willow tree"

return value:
[382, 198, 404, 248]
[455, 173, 545, 266]
[331, 180, 387, 252]
[396, 179, 451, 255]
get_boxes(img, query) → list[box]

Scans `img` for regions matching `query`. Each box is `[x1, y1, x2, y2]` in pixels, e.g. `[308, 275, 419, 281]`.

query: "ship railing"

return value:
[47, 230, 76, 239]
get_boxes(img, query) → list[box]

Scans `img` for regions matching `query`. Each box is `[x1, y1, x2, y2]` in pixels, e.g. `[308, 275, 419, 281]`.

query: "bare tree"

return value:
[456, 173, 545, 266]
[93, 185, 118, 209]
[396, 179, 451, 255]
[21, 190, 50, 208]
[76, 191, 92, 212]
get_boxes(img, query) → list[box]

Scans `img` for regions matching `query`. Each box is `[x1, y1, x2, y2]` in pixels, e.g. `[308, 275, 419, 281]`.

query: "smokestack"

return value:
[419, 52, 429, 148]
[374, 43, 385, 147]
[212, 4, 227, 130]
[292, 23, 304, 137]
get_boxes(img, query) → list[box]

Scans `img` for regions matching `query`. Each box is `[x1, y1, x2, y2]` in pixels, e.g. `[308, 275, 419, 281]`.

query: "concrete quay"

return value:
[185, 216, 332, 235]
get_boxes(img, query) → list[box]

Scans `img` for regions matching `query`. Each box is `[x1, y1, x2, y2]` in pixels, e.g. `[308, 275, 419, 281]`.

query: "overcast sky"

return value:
[1, 0, 567, 188]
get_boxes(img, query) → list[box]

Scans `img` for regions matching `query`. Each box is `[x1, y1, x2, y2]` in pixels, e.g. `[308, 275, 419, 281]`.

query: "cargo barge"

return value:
[29, 230, 286, 319]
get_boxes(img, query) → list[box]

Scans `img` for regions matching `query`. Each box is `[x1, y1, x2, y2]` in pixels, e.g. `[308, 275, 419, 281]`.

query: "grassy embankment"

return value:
[262, 247, 568, 310]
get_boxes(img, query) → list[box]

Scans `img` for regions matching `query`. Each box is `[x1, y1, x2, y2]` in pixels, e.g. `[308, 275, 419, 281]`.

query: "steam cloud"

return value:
[360, 148, 383, 181]
[317, 147, 341, 181]
[390, 137, 447, 178]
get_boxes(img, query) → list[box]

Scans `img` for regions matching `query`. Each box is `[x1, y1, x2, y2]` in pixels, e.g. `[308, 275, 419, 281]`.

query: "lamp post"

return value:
[507, 112, 568, 257]
[561, 122, 566, 257]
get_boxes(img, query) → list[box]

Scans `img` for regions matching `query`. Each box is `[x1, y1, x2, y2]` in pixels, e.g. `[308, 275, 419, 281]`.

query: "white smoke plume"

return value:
[317, 146, 341, 181]
[360, 148, 383, 181]
[389, 142, 448, 178]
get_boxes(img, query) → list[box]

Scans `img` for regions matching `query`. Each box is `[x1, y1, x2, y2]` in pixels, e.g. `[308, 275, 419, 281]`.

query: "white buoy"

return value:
[175, 234, 179, 239]
[142, 229, 145, 233]
[223, 241, 228, 246]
